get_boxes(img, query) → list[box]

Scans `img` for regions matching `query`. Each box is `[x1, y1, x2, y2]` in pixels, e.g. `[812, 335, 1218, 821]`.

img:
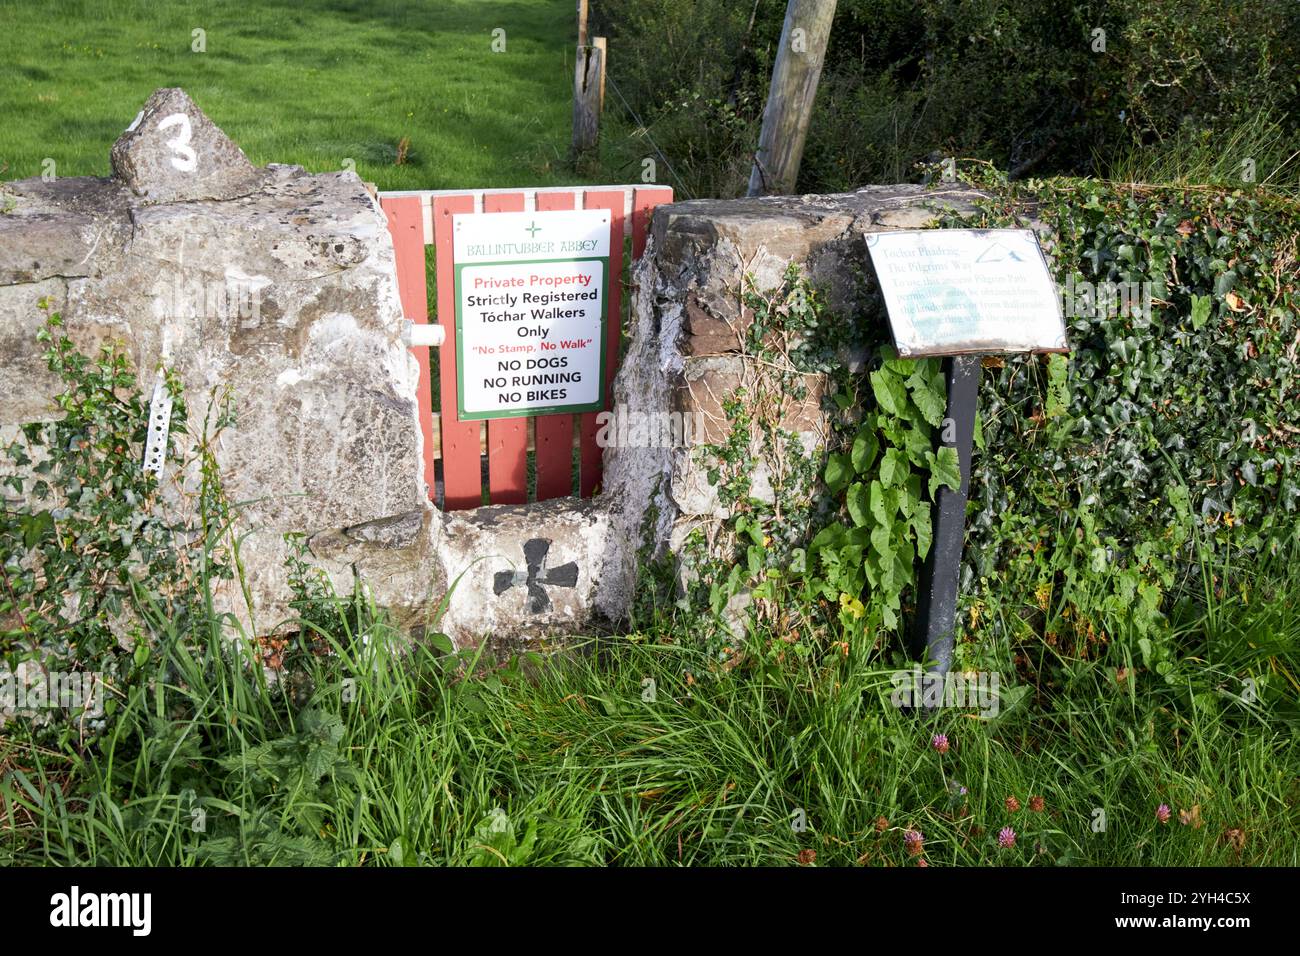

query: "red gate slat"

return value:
[380, 196, 437, 500]
[578, 190, 625, 497]
[532, 190, 578, 501]
[433, 194, 482, 510]
[632, 187, 673, 260]
[482, 192, 528, 505]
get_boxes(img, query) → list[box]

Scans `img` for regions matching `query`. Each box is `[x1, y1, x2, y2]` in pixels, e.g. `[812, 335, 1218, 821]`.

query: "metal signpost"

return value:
[865, 228, 1069, 679]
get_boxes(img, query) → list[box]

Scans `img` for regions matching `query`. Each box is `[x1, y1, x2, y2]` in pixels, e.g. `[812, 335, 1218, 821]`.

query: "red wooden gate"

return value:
[380, 185, 672, 510]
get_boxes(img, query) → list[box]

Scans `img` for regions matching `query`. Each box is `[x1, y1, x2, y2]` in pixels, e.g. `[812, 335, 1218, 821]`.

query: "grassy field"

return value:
[3, 543, 1297, 866]
[0, 0, 612, 190]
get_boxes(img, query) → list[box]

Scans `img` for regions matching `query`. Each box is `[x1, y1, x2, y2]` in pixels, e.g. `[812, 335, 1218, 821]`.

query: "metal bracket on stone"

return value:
[402, 320, 445, 348]
[142, 374, 173, 478]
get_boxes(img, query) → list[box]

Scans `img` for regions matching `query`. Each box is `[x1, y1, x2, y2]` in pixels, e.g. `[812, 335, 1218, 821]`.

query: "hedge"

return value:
[944, 177, 1300, 662]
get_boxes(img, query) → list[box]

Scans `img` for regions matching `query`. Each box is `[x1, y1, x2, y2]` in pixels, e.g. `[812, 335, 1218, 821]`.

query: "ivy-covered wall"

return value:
[951, 178, 1299, 670]
[603, 184, 989, 656]
[620, 178, 1298, 677]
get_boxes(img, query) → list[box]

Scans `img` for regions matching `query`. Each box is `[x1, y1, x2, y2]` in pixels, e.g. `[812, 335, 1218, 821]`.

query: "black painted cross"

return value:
[493, 538, 579, 614]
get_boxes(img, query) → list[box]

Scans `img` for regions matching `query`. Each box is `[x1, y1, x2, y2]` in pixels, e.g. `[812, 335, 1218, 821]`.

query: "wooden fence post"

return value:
[593, 36, 607, 112]
[572, 41, 604, 159]
[746, 0, 837, 197]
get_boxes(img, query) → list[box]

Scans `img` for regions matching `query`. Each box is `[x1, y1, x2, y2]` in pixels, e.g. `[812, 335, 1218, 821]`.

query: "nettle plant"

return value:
[686, 266, 959, 662]
[0, 302, 230, 734]
[808, 350, 960, 636]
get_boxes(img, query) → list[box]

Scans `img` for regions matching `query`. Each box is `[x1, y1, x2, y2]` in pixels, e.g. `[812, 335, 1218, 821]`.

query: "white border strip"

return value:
[380, 185, 663, 245]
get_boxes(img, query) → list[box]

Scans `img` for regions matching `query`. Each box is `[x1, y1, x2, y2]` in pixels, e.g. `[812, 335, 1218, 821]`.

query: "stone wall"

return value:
[0, 87, 986, 653]
[596, 185, 987, 624]
[0, 89, 439, 638]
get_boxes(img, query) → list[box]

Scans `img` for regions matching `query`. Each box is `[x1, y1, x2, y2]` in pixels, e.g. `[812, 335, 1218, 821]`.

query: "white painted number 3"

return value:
[157, 112, 197, 172]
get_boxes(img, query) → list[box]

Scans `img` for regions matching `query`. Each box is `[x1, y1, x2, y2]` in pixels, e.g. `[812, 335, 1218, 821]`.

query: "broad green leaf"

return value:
[869, 524, 893, 560]
[811, 524, 846, 550]
[902, 424, 933, 467]
[864, 552, 881, 588]
[882, 603, 899, 629]
[879, 447, 908, 487]
[912, 504, 933, 559]
[869, 480, 890, 526]
[902, 474, 923, 516]
[847, 481, 870, 527]
[851, 430, 879, 474]
[927, 446, 962, 498]
[869, 368, 908, 417]
[825, 452, 852, 493]
[906, 365, 947, 427]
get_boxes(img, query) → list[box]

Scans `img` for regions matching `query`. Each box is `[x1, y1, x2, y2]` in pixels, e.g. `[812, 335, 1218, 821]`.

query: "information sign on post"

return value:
[866, 228, 1067, 357]
[866, 228, 1069, 688]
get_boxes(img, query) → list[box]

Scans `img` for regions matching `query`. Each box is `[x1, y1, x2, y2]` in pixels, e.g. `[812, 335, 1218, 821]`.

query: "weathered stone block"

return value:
[0, 90, 427, 637]
[111, 88, 263, 204]
[596, 184, 989, 623]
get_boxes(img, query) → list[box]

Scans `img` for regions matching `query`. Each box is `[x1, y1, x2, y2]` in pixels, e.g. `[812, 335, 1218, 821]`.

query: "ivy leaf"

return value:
[1045, 353, 1070, 419]
[21, 511, 53, 549]
[927, 447, 962, 498]
[1190, 294, 1212, 330]
[851, 430, 879, 474]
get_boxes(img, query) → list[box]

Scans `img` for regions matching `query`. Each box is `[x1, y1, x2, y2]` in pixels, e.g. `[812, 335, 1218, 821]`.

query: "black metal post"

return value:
[910, 354, 980, 677]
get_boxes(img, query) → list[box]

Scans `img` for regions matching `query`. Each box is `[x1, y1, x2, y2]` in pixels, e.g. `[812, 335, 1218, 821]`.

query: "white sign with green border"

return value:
[452, 209, 610, 420]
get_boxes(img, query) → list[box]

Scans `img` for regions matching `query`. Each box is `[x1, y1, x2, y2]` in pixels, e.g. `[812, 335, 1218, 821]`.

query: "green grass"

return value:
[2, 0, 1296, 868]
[3, 542, 1296, 867]
[1100, 107, 1300, 197]
[0, 0, 619, 190]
